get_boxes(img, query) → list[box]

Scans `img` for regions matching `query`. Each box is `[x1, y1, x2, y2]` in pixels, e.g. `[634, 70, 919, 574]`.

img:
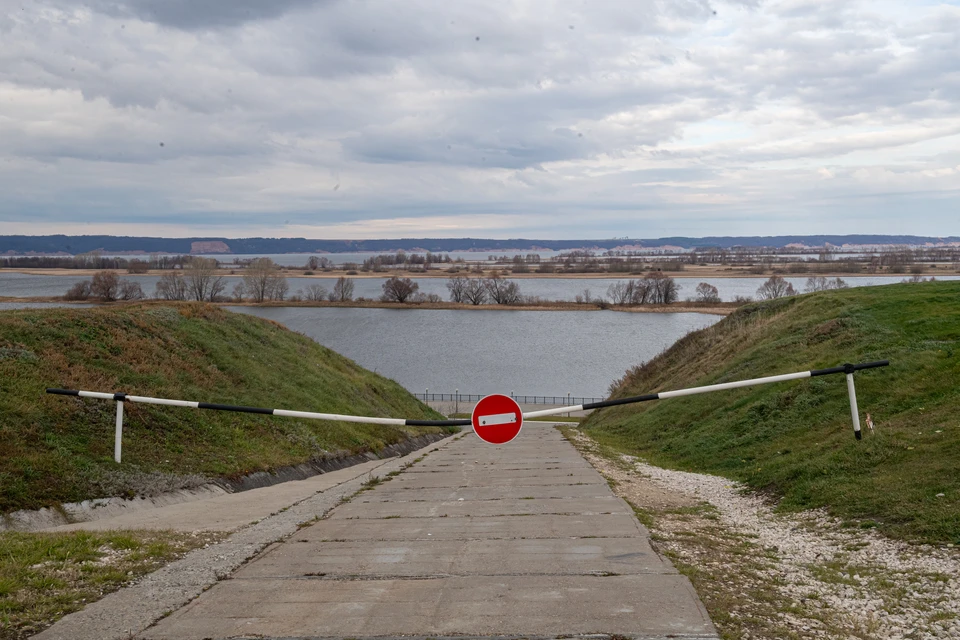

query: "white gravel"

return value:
[623, 454, 960, 640]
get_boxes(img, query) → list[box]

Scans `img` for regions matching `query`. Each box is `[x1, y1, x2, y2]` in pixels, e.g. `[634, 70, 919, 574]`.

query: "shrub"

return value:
[756, 275, 796, 300]
[695, 282, 721, 303]
[90, 271, 120, 301]
[64, 281, 91, 300]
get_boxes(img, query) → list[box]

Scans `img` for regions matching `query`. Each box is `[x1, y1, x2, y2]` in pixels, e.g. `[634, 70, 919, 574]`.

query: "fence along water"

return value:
[46, 360, 888, 463]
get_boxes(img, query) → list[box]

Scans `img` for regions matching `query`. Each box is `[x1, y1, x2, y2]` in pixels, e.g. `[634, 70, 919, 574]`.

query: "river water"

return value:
[0, 298, 717, 398]
[228, 307, 717, 398]
[2, 271, 955, 302]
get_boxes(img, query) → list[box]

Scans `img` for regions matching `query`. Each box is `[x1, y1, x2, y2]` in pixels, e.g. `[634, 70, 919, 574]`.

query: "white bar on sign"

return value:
[479, 412, 516, 427]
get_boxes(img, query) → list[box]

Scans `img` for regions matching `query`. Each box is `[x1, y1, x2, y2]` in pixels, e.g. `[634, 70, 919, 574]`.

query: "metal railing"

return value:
[414, 393, 605, 406]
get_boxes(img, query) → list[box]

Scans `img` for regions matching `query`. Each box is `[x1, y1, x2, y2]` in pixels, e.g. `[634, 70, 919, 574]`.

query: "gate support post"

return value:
[845, 364, 861, 440]
[115, 400, 124, 463]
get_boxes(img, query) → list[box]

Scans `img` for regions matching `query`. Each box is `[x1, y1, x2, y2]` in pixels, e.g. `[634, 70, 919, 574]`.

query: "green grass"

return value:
[582, 281, 960, 543]
[0, 303, 450, 514]
[0, 528, 221, 639]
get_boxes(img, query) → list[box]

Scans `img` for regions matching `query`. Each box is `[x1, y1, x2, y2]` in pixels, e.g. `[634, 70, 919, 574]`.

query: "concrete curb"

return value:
[4, 433, 449, 533]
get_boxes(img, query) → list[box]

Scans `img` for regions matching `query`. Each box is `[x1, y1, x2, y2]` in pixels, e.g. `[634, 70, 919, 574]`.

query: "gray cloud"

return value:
[63, 0, 334, 29]
[0, 0, 958, 238]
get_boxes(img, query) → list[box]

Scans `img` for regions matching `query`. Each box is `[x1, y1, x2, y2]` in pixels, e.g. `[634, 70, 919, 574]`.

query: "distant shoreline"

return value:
[0, 296, 736, 315]
[4, 264, 947, 280]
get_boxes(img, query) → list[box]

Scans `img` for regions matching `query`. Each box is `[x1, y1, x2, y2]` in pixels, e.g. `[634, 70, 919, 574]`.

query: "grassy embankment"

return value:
[583, 281, 960, 543]
[0, 303, 448, 515]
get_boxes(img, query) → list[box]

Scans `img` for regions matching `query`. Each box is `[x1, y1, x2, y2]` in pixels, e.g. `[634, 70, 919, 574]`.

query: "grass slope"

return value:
[0, 303, 447, 514]
[583, 281, 960, 543]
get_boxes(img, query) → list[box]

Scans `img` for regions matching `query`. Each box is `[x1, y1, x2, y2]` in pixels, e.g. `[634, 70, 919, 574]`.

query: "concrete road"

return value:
[140, 424, 717, 639]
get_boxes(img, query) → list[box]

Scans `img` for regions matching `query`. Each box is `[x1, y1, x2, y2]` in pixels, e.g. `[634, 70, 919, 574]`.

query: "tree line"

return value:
[59, 267, 868, 306]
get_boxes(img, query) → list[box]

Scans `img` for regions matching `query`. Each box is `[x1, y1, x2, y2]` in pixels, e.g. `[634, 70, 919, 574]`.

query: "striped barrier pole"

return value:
[523, 360, 889, 439]
[45, 389, 472, 463]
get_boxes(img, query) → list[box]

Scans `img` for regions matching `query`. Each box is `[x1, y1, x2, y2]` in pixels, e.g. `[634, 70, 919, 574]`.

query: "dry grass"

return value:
[0, 529, 223, 639]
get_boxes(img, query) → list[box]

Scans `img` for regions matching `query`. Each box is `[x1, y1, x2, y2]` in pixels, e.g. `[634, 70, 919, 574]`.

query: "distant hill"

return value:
[583, 281, 960, 543]
[1, 234, 958, 256]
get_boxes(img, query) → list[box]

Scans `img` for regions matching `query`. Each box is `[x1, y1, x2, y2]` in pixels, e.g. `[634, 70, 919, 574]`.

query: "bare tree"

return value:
[232, 281, 246, 302]
[90, 271, 120, 301]
[757, 275, 796, 300]
[243, 258, 288, 302]
[695, 282, 721, 303]
[155, 272, 187, 300]
[381, 276, 419, 303]
[64, 281, 91, 300]
[484, 275, 521, 304]
[305, 283, 328, 301]
[630, 279, 654, 304]
[329, 276, 354, 302]
[446, 276, 469, 303]
[607, 281, 633, 305]
[185, 257, 225, 301]
[305, 255, 333, 271]
[806, 276, 849, 291]
[118, 281, 145, 300]
[805, 276, 830, 292]
[270, 277, 289, 301]
[463, 278, 487, 305]
[645, 272, 680, 304]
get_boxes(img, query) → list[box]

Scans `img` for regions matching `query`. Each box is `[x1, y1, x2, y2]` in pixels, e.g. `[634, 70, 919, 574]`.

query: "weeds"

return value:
[0, 529, 221, 639]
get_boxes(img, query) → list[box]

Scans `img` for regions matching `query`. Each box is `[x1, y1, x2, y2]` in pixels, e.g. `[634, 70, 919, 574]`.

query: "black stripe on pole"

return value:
[46, 388, 80, 396]
[582, 393, 659, 411]
[810, 360, 889, 377]
[197, 402, 274, 415]
[113, 393, 127, 402]
[406, 419, 472, 427]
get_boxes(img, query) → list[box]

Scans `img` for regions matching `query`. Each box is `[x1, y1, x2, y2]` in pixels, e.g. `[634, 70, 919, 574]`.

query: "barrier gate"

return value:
[47, 360, 888, 462]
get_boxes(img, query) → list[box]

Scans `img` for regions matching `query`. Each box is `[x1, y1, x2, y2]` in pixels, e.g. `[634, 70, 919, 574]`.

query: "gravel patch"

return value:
[567, 429, 960, 640]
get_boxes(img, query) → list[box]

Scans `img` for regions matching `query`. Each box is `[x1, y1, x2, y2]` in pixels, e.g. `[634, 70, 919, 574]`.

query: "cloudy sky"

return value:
[0, 0, 958, 239]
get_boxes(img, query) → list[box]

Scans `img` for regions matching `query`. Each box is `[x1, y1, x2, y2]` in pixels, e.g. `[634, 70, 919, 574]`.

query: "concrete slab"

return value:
[387, 473, 606, 489]
[296, 513, 646, 541]
[330, 495, 631, 519]
[140, 575, 714, 639]
[236, 537, 673, 579]
[364, 483, 613, 502]
[138, 426, 718, 639]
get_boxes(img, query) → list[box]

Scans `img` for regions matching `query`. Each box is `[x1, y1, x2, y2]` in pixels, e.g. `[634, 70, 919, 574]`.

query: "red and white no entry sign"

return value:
[471, 394, 523, 444]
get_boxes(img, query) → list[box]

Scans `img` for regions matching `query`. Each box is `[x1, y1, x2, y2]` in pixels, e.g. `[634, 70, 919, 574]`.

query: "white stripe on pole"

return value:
[272, 409, 406, 426]
[657, 371, 811, 399]
[524, 404, 585, 419]
[80, 391, 115, 400]
[126, 396, 200, 408]
[114, 401, 123, 464]
[846, 373, 861, 438]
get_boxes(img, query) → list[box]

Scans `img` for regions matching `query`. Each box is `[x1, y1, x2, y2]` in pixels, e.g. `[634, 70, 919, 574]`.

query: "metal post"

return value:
[846, 373, 862, 440]
[115, 400, 124, 463]
[567, 392, 571, 417]
[455, 389, 459, 415]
